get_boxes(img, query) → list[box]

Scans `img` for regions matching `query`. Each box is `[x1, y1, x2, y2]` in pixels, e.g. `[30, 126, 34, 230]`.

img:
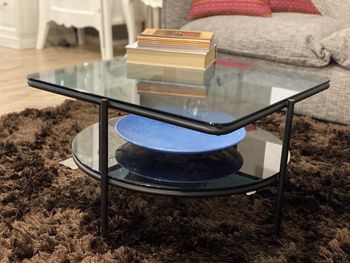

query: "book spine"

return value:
[136, 43, 209, 53]
[137, 36, 211, 48]
[127, 48, 216, 70]
[140, 28, 213, 40]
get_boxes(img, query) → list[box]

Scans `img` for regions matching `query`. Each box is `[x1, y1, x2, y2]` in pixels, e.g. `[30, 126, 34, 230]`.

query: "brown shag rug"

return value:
[0, 100, 349, 262]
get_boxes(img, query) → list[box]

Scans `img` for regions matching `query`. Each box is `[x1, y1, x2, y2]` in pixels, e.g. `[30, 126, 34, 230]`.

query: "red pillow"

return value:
[268, 0, 321, 15]
[188, 0, 272, 20]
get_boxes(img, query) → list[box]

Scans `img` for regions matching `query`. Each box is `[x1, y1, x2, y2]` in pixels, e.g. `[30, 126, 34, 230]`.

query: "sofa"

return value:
[161, 0, 350, 125]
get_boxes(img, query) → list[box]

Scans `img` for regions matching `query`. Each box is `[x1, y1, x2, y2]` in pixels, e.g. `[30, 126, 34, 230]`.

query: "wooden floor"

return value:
[0, 45, 105, 116]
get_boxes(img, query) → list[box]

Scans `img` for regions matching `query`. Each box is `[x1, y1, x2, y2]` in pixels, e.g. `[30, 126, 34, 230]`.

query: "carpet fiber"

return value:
[0, 100, 349, 262]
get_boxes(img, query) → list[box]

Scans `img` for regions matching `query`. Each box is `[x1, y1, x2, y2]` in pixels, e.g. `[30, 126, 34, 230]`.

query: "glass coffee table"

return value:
[28, 57, 329, 237]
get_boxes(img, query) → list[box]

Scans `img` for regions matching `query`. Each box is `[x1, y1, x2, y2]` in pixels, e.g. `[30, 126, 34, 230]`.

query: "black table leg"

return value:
[99, 99, 109, 237]
[274, 99, 295, 235]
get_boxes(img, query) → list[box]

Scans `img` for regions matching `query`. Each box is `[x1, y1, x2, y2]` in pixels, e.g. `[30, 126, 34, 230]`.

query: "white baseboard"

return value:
[0, 32, 37, 49]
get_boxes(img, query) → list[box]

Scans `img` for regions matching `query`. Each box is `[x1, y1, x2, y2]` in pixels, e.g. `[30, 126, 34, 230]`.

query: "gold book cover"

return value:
[140, 28, 213, 41]
[137, 36, 212, 47]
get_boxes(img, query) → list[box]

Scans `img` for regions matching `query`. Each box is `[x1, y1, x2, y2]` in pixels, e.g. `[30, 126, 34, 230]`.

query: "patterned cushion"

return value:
[161, 1, 350, 29]
[188, 0, 272, 20]
[269, 0, 321, 14]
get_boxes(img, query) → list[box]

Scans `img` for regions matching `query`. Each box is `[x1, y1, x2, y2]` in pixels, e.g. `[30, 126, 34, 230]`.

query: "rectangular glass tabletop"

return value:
[28, 57, 329, 134]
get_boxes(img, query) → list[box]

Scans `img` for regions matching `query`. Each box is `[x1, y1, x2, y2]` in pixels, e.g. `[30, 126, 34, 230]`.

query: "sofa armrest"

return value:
[161, 0, 192, 29]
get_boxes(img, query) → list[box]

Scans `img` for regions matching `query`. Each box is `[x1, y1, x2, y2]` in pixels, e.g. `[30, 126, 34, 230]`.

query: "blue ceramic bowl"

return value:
[115, 114, 246, 154]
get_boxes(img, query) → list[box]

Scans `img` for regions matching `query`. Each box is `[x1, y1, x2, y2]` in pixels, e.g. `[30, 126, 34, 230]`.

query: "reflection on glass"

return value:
[115, 142, 244, 183]
[72, 118, 289, 191]
[29, 57, 329, 127]
[270, 87, 298, 104]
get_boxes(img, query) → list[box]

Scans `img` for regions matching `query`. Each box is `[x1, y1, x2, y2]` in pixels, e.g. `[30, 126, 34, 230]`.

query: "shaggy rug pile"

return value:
[0, 100, 349, 262]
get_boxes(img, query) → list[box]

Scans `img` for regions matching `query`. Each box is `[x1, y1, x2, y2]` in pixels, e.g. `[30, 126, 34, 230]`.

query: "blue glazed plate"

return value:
[115, 114, 246, 154]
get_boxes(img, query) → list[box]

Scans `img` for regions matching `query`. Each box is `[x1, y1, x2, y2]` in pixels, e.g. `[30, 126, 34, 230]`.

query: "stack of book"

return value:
[126, 28, 216, 70]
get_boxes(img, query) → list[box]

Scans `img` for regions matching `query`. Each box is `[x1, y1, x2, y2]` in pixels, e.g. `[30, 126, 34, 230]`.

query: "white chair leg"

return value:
[99, 28, 113, 60]
[101, 0, 114, 60]
[36, 0, 50, 49]
[152, 7, 161, 28]
[145, 6, 152, 28]
[77, 28, 85, 45]
[103, 25, 114, 60]
[100, 34, 106, 59]
[36, 22, 50, 49]
[121, 0, 137, 45]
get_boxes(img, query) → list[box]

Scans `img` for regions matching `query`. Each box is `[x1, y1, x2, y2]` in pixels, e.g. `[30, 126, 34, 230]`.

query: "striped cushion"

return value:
[269, 0, 321, 14]
[188, 0, 272, 20]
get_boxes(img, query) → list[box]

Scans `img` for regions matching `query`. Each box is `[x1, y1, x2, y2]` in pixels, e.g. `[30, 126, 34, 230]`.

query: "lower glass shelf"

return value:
[72, 118, 288, 196]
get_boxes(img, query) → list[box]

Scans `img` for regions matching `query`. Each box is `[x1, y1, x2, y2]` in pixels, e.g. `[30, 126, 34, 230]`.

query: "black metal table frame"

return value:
[27, 78, 329, 238]
[98, 98, 295, 238]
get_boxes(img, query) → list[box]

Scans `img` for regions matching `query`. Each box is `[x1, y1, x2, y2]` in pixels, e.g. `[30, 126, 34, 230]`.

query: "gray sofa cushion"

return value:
[182, 13, 350, 67]
[321, 28, 350, 69]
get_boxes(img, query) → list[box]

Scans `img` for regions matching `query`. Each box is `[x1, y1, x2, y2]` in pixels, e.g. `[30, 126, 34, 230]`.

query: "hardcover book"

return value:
[126, 42, 217, 70]
[140, 28, 213, 40]
[138, 28, 214, 51]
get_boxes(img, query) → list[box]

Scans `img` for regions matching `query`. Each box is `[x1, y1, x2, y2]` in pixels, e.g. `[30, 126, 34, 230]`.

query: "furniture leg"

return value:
[99, 34, 106, 60]
[99, 99, 109, 237]
[36, 0, 50, 49]
[101, 0, 114, 60]
[77, 28, 85, 45]
[145, 6, 152, 28]
[121, 0, 137, 45]
[36, 22, 50, 49]
[274, 99, 295, 235]
[152, 7, 161, 28]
